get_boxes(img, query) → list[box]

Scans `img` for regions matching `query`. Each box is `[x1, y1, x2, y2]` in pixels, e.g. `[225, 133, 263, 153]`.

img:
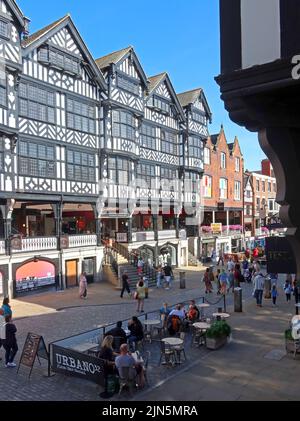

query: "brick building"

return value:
[200, 126, 244, 259]
[244, 160, 280, 246]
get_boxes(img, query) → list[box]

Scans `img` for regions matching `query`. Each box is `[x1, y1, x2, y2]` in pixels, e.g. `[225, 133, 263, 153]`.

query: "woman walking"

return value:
[136, 279, 146, 313]
[271, 285, 278, 306]
[79, 272, 88, 299]
[203, 268, 213, 294]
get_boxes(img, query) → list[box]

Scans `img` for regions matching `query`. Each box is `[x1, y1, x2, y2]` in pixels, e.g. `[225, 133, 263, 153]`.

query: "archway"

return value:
[159, 244, 177, 267]
[137, 246, 155, 267]
[15, 259, 56, 294]
[0, 271, 3, 296]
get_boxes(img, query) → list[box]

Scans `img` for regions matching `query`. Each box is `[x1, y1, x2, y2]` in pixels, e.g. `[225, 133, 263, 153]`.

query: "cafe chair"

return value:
[191, 326, 205, 348]
[113, 336, 125, 352]
[173, 332, 187, 363]
[158, 340, 176, 367]
[118, 367, 136, 397]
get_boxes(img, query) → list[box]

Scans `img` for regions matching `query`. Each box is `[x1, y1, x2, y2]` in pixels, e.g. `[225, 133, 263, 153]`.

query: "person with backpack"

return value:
[3, 315, 18, 368]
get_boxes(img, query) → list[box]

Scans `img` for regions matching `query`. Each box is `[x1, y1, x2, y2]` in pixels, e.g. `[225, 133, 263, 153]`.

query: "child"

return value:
[271, 285, 278, 306]
[284, 281, 293, 302]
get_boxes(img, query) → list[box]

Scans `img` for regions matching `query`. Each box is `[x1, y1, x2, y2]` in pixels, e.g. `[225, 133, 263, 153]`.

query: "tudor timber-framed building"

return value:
[0, 0, 212, 298]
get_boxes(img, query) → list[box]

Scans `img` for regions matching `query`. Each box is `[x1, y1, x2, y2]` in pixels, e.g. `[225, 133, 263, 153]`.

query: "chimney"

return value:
[23, 17, 31, 40]
[261, 159, 272, 177]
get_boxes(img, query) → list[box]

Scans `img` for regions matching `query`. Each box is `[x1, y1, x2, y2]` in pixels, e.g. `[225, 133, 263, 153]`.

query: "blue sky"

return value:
[19, 0, 266, 171]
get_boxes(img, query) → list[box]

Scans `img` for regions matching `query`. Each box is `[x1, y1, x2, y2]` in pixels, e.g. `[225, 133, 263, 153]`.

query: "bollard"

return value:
[264, 277, 271, 299]
[234, 288, 243, 312]
[180, 271, 186, 289]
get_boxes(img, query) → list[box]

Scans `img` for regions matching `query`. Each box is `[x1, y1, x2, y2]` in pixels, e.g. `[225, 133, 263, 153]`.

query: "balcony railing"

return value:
[12, 237, 58, 253]
[158, 230, 177, 240]
[68, 235, 97, 248]
[132, 232, 155, 242]
[0, 240, 5, 254]
[200, 226, 243, 237]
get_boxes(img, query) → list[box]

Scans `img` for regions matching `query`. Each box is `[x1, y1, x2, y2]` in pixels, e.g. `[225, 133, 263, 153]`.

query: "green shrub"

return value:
[206, 320, 231, 339]
[285, 329, 293, 341]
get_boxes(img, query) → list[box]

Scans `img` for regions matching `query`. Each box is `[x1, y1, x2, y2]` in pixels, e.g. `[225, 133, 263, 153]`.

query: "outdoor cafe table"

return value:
[162, 337, 184, 347]
[212, 313, 230, 320]
[143, 319, 161, 342]
[193, 322, 211, 331]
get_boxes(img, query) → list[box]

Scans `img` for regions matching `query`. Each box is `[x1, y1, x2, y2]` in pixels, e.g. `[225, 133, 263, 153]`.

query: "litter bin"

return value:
[180, 272, 186, 289]
[234, 288, 243, 312]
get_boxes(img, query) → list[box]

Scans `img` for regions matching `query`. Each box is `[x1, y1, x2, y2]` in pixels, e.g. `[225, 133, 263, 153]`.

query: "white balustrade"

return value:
[158, 230, 177, 240]
[132, 232, 155, 242]
[68, 235, 97, 248]
[12, 237, 57, 252]
[0, 240, 5, 254]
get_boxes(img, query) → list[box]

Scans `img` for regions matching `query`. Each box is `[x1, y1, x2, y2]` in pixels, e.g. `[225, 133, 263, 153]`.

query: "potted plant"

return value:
[206, 320, 232, 350]
[285, 329, 295, 353]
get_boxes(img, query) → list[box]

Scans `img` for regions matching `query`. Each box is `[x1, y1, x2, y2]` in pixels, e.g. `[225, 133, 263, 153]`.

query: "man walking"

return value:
[120, 271, 131, 298]
[253, 271, 265, 307]
[163, 264, 173, 290]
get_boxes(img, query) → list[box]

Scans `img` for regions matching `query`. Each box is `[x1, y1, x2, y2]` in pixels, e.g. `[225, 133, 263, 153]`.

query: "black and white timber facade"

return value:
[0, 0, 211, 298]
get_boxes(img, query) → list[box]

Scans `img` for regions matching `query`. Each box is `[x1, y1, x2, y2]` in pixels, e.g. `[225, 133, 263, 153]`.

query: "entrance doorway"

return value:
[66, 260, 78, 288]
[82, 258, 95, 284]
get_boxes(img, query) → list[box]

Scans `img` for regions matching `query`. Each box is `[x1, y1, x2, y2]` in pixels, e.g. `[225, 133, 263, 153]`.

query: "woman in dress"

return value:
[79, 272, 88, 299]
[203, 268, 213, 294]
[136, 279, 146, 313]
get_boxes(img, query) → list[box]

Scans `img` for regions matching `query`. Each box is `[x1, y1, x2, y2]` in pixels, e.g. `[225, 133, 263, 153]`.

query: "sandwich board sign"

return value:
[17, 333, 50, 378]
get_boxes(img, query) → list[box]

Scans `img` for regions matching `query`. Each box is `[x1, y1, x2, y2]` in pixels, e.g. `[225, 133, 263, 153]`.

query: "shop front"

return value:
[14, 259, 57, 296]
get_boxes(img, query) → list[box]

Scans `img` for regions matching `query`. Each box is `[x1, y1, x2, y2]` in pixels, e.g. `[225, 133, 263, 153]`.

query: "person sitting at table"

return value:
[169, 304, 186, 321]
[98, 336, 118, 373]
[115, 343, 145, 389]
[128, 316, 144, 351]
[187, 302, 200, 322]
[105, 321, 127, 350]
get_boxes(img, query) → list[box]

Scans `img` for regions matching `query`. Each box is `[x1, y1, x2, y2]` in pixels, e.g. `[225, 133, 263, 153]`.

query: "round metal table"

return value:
[212, 313, 230, 319]
[162, 337, 183, 346]
[193, 322, 211, 330]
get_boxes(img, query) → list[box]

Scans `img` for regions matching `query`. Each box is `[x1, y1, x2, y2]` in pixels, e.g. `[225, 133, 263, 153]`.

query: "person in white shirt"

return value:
[168, 304, 186, 320]
[227, 258, 235, 272]
[253, 272, 265, 307]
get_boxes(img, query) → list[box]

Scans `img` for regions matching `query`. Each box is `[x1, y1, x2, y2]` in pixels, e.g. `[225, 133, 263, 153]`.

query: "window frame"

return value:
[112, 110, 136, 142]
[18, 139, 56, 179]
[234, 181, 241, 201]
[235, 157, 240, 172]
[153, 95, 170, 114]
[204, 147, 210, 165]
[117, 73, 139, 96]
[219, 177, 228, 200]
[38, 46, 81, 76]
[0, 19, 9, 40]
[220, 152, 226, 169]
[19, 82, 56, 124]
[66, 96, 96, 134]
[161, 130, 178, 156]
[66, 148, 96, 183]
[189, 136, 203, 159]
[137, 162, 156, 187]
[203, 174, 212, 198]
[140, 123, 156, 150]
[108, 156, 131, 185]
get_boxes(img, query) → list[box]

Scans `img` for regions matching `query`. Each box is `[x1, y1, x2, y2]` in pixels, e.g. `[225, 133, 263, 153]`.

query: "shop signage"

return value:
[211, 223, 222, 235]
[60, 235, 69, 249]
[10, 235, 22, 250]
[116, 233, 128, 243]
[266, 237, 297, 274]
[18, 333, 49, 378]
[51, 345, 105, 386]
[179, 230, 187, 240]
[218, 202, 225, 211]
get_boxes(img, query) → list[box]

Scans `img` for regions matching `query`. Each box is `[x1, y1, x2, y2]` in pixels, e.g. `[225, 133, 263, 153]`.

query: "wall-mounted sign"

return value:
[116, 233, 128, 243]
[266, 237, 297, 274]
[60, 235, 69, 249]
[11, 235, 22, 250]
[218, 203, 225, 211]
[211, 223, 222, 235]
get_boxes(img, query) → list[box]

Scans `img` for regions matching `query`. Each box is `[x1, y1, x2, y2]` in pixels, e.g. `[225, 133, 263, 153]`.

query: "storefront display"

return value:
[15, 260, 56, 294]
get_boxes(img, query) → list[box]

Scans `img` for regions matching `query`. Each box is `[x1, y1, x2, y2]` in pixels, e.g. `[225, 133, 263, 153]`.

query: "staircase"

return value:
[104, 244, 157, 289]
[188, 252, 202, 267]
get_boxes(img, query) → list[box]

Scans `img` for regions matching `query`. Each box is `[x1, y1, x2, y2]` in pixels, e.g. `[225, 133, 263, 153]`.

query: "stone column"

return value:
[212, 211, 216, 224]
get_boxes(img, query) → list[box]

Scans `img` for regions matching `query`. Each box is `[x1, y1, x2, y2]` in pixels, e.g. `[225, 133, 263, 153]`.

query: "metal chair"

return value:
[173, 332, 187, 363]
[158, 340, 176, 366]
[118, 366, 136, 397]
[191, 326, 206, 347]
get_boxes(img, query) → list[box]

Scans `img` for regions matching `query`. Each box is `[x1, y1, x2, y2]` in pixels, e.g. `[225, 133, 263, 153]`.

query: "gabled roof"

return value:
[148, 72, 167, 94]
[95, 46, 148, 88]
[177, 87, 212, 123]
[229, 136, 243, 156]
[22, 15, 107, 91]
[95, 46, 132, 70]
[7, 0, 26, 28]
[147, 72, 185, 122]
[22, 15, 69, 48]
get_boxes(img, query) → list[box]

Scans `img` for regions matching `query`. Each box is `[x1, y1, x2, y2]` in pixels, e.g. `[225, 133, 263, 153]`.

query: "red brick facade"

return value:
[203, 127, 244, 220]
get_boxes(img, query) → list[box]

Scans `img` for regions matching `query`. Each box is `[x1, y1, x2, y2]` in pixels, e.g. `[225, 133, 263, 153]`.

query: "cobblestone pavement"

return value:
[0, 268, 257, 401]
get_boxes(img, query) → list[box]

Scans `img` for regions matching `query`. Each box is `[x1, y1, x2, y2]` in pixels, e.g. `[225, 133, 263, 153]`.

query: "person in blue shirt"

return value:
[271, 285, 279, 306]
[160, 303, 171, 328]
[219, 270, 229, 295]
[2, 298, 12, 318]
[284, 281, 293, 302]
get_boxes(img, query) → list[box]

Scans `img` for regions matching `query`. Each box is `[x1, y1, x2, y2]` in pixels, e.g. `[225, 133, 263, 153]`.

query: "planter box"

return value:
[206, 335, 228, 350]
[286, 339, 295, 354]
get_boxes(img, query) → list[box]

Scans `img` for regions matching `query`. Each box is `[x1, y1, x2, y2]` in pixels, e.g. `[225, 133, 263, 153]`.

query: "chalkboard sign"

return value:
[18, 333, 49, 378]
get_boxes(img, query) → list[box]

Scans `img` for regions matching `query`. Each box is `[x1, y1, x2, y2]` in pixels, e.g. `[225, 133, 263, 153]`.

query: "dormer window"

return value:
[117, 74, 139, 96]
[38, 47, 80, 76]
[153, 96, 170, 114]
[192, 110, 207, 125]
[0, 20, 8, 39]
